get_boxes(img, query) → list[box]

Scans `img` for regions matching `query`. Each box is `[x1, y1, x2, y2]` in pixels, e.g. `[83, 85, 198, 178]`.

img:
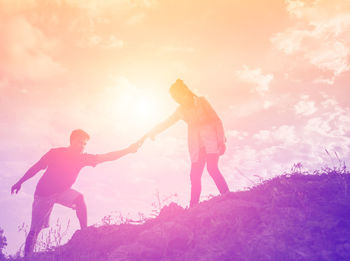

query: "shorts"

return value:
[30, 188, 82, 232]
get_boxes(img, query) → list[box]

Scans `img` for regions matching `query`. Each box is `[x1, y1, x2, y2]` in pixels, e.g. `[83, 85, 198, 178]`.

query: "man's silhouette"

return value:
[11, 129, 140, 257]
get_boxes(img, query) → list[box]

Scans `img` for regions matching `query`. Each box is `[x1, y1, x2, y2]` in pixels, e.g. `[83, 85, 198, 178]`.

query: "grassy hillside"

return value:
[9, 166, 350, 261]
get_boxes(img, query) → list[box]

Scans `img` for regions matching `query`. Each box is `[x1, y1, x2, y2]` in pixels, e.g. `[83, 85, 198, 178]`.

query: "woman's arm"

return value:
[201, 98, 226, 144]
[214, 117, 226, 144]
[146, 109, 181, 140]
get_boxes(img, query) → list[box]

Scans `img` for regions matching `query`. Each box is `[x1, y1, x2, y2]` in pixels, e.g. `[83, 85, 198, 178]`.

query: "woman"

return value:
[143, 79, 229, 207]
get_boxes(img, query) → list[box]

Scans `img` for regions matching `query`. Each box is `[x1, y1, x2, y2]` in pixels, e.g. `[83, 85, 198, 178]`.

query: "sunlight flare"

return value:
[110, 79, 165, 129]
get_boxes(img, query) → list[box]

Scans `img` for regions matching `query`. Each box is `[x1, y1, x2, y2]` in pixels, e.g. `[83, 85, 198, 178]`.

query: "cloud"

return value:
[96, 35, 124, 49]
[253, 125, 298, 146]
[78, 34, 125, 49]
[126, 12, 146, 25]
[271, 28, 307, 55]
[285, 0, 350, 21]
[0, 16, 64, 81]
[271, 0, 350, 84]
[294, 95, 317, 116]
[263, 100, 273, 109]
[305, 97, 349, 139]
[235, 66, 274, 95]
[286, 0, 305, 18]
[0, 78, 10, 91]
[71, 0, 157, 11]
[228, 99, 264, 118]
[226, 130, 249, 140]
[306, 40, 349, 80]
[161, 46, 195, 54]
[68, 0, 155, 24]
[226, 92, 350, 184]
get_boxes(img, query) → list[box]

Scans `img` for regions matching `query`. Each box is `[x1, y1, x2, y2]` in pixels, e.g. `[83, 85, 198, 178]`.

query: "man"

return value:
[11, 129, 141, 257]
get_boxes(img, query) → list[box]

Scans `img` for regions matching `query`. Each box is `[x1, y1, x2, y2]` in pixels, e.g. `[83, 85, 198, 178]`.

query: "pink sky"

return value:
[1, 0, 350, 255]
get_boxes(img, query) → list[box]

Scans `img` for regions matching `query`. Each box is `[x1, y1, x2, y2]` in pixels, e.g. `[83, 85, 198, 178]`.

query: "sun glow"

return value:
[117, 91, 159, 123]
[106, 79, 167, 130]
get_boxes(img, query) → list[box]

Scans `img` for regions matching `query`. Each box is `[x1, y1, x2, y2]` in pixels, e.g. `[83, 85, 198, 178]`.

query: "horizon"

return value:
[1, 0, 350, 255]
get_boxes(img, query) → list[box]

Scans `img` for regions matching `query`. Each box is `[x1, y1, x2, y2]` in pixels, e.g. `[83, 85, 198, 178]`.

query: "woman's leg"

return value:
[189, 152, 206, 207]
[206, 154, 229, 194]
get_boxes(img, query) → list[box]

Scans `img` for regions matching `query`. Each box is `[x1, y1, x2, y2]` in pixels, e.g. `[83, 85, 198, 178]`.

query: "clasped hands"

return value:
[127, 130, 156, 153]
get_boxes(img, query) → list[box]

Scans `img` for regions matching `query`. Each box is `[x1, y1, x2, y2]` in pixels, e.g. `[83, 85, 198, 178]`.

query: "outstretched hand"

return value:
[127, 132, 155, 154]
[11, 182, 21, 194]
[140, 131, 156, 142]
[137, 134, 150, 144]
[148, 131, 157, 141]
[127, 143, 140, 153]
[127, 138, 146, 153]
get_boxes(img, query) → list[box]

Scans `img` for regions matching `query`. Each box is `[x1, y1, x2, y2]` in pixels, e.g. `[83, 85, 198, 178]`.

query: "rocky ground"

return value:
[7, 167, 350, 261]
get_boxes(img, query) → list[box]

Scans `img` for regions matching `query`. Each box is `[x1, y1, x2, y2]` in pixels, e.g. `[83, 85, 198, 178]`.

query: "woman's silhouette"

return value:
[143, 79, 229, 207]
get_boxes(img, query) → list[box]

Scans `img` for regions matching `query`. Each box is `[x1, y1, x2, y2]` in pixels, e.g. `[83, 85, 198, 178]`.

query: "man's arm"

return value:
[95, 143, 140, 164]
[11, 152, 49, 194]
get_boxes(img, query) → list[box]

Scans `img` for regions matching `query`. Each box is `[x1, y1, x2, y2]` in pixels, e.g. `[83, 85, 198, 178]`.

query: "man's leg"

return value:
[25, 196, 53, 257]
[24, 229, 40, 257]
[56, 189, 87, 229]
[206, 154, 229, 194]
[74, 194, 87, 229]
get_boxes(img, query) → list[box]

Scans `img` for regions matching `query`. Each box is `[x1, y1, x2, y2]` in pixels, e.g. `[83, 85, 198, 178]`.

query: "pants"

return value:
[30, 189, 82, 232]
[190, 148, 229, 207]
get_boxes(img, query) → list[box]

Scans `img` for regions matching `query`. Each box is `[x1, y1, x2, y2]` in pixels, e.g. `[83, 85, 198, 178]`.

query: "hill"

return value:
[10, 167, 350, 260]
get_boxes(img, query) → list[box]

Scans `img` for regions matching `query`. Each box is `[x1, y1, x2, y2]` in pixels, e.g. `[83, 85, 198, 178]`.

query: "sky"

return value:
[1, 0, 350, 255]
